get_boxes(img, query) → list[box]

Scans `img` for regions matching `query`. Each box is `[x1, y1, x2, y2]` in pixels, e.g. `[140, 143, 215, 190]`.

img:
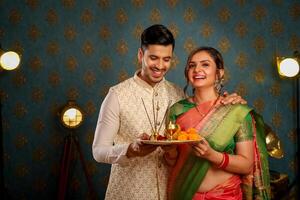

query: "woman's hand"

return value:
[192, 139, 226, 168]
[220, 91, 247, 105]
[192, 139, 214, 158]
[192, 139, 254, 174]
[191, 139, 223, 166]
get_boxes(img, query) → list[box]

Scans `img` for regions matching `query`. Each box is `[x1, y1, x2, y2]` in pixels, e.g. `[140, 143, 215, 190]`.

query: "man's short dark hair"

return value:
[141, 24, 175, 52]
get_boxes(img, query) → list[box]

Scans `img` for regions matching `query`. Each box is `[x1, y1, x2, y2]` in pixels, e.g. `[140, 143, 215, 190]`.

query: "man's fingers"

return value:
[223, 91, 229, 96]
[220, 92, 248, 105]
[240, 99, 247, 104]
[231, 96, 247, 105]
[139, 133, 150, 140]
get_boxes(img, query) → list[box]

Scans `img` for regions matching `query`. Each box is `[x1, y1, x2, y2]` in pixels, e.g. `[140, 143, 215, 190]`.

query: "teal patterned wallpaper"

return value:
[0, 0, 299, 199]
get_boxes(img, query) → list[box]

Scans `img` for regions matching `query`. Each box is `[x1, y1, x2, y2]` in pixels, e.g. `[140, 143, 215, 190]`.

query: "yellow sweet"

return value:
[188, 134, 201, 140]
[177, 133, 188, 140]
[186, 127, 198, 135]
[168, 125, 202, 141]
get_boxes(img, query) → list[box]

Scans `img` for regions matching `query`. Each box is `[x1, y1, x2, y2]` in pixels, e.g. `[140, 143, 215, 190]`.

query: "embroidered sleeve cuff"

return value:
[112, 143, 132, 166]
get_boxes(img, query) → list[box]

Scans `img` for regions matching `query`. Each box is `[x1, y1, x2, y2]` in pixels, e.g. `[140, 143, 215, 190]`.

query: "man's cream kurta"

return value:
[93, 71, 184, 200]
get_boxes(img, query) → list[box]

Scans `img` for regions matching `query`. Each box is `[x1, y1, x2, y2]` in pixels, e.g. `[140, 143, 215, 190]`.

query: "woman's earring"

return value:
[214, 77, 224, 94]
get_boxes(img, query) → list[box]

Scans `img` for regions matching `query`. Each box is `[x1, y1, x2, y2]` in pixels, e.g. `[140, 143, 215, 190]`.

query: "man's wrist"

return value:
[126, 143, 135, 158]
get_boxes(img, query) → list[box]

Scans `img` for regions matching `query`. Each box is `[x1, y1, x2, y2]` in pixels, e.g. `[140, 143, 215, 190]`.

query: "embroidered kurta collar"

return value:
[133, 69, 166, 92]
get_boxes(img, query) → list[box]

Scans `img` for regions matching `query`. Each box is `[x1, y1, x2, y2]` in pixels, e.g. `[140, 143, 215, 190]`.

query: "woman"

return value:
[165, 47, 270, 200]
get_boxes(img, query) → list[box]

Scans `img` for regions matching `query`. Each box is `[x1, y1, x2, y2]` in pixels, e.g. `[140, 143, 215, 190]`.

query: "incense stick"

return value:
[157, 100, 172, 133]
[152, 98, 156, 133]
[155, 101, 159, 132]
[141, 98, 155, 134]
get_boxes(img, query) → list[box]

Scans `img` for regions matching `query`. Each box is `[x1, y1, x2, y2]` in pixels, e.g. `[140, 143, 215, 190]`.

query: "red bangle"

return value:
[217, 153, 225, 167]
[217, 153, 229, 169]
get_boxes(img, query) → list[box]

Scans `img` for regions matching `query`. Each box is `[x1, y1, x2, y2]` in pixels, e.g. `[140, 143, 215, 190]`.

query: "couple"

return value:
[92, 24, 270, 200]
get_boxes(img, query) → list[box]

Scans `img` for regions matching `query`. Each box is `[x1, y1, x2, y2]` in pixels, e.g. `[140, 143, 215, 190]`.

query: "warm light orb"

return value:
[61, 107, 83, 129]
[0, 51, 21, 70]
[278, 58, 300, 77]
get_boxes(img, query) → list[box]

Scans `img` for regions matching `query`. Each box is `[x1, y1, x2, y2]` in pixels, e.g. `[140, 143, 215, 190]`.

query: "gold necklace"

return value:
[193, 95, 220, 118]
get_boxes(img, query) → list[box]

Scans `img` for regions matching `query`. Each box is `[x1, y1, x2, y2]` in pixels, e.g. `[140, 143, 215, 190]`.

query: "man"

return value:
[92, 24, 245, 200]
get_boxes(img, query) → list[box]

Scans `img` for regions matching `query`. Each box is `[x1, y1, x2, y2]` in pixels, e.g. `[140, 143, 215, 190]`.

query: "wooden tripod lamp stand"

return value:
[57, 101, 96, 200]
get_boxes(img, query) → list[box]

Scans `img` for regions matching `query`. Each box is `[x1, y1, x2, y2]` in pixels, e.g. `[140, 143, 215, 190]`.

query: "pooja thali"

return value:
[138, 139, 203, 145]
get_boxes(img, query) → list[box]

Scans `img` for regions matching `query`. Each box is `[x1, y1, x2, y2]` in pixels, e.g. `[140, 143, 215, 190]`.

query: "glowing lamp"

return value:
[0, 51, 21, 70]
[277, 56, 299, 78]
[60, 101, 84, 129]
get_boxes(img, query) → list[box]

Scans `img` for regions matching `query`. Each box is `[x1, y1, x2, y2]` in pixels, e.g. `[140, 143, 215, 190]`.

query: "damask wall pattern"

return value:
[0, 0, 299, 199]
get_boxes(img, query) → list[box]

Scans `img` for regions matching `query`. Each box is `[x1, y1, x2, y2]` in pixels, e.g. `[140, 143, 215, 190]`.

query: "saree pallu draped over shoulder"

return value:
[167, 101, 271, 200]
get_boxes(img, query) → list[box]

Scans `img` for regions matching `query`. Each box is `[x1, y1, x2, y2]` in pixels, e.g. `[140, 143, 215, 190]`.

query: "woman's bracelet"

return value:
[217, 153, 229, 169]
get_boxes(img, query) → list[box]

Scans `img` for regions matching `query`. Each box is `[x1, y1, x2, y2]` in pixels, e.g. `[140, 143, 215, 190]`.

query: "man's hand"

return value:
[220, 91, 247, 105]
[126, 133, 158, 158]
[161, 144, 177, 154]
[161, 145, 178, 166]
